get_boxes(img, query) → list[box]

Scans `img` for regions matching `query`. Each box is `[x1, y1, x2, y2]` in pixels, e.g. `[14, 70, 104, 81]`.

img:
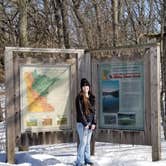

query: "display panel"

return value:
[99, 60, 144, 130]
[20, 65, 71, 132]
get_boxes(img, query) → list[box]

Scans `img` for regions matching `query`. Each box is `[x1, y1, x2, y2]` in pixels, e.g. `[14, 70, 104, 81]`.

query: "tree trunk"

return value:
[44, 0, 49, 46]
[60, 0, 70, 49]
[18, 0, 28, 47]
[52, 0, 63, 47]
[92, 0, 102, 48]
[112, 0, 119, 47]
[72, 0, 91, 49]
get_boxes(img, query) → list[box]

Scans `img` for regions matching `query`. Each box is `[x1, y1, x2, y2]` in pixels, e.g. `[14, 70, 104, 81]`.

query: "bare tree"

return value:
[0, 0, 163, 78]
[72, 0, 91, 48]
[112, 0, 119, 47]
[60, 0, 70, 48]
[18, 0, 28, 46]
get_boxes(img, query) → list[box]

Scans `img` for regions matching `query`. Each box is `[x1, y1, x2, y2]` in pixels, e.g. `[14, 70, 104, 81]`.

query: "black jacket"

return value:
[76, 93, 96, 127]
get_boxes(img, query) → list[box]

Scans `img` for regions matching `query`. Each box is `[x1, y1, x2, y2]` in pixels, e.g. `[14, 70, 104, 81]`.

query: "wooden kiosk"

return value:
[5, 43, 161, 163]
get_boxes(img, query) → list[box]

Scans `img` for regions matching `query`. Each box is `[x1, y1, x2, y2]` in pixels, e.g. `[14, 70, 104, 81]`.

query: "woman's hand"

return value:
[91, 124, 96, 130]
[85, 125, 89, 129]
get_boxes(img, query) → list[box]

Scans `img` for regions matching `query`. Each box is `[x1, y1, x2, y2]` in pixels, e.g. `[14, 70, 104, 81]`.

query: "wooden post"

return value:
[150, 45, 161, 161]
[66, 58, 77, 142]
[5, 49, 15, 163]
[76, 51, 95, 155]
[14, 55, 21, 151]
[84, 52, 91, 82]
[90, 132, 95, 155]
[91, 58, 99, 155]
[77, 51, 84, 91]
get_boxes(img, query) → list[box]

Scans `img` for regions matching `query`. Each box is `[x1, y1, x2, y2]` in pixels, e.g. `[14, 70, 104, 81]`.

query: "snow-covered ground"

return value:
[1, 141, 166, 166]
[1, 120, 166, 166]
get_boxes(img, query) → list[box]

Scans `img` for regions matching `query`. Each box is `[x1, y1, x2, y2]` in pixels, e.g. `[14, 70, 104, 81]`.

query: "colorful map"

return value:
[20, 65, 71, 132]
[24, 70, 57, 112]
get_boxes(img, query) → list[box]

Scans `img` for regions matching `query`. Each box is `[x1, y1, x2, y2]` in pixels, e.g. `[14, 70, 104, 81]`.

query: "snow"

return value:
[1, 142, 166, 166]
[1, 121, 166, 166]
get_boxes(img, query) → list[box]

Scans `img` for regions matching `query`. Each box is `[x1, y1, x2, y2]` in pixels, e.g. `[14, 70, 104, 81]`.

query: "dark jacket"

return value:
[76, 93, 96, 127]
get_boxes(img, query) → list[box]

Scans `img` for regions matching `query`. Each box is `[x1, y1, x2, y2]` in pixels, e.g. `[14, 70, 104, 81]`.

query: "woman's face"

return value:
[82, 85, 90, 93]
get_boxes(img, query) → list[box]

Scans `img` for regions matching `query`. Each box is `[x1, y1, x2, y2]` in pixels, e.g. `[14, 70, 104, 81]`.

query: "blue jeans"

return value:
[76, 122, 92, 165]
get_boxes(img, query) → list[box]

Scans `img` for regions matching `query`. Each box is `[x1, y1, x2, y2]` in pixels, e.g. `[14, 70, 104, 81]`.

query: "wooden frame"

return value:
[19, 64, 72, 133]
[5, 47, 84, 163]
[90, 43, 161, 161]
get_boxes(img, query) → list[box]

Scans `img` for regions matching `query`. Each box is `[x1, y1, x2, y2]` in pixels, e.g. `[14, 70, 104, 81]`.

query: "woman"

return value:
[75, 78, 96, 166]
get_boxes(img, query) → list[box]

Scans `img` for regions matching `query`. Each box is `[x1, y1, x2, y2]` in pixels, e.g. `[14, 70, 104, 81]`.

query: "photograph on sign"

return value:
[102, 80, 119, 113]
[20, 65, 71, 132]
[99, 61, 144, 130]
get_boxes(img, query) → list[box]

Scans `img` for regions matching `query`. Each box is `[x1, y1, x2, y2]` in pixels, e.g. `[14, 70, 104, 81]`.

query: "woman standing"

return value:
[75, 78, 96, 166]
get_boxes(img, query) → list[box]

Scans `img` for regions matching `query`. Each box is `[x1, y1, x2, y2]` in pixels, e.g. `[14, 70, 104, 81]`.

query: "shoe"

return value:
[85, 161, 94, 165]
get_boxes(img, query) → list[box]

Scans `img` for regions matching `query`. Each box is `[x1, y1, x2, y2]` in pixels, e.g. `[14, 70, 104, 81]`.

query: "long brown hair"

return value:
[80, 92, 91, 116]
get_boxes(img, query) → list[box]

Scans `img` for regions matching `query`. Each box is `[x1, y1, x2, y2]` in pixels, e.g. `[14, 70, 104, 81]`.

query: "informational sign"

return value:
[99, 60, 144, 130]
[20, 65, 71, 132]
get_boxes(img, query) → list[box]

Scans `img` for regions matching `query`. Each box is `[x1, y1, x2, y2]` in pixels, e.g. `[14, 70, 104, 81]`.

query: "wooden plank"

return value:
[96, 130, 146, 145]
[21, 133, 26, 145]
[45, 132, 51, 144]
[90, 43, 160, 53]
[84, 52, 91, 81]
[77, 52, 84, 91]
[66, 57, 77, 142]
[38, 132, 43, 144]
[50, 132, 55, 144]
[5, 49, 15, 163]
[150, 46, 161, 161]
[144, 50, 151, 145]
[52, 131, 57, 144]
[14, 55, 21, 150]
[5, 47, 84, 54]
[90, 132, 95, 155]
[91, 59, 99, 129]
[43, 132, 46, 144]
[91, 58, 99, 154]
[77, 51, 91, 91]
[32, 133, 38, 145]
[25, 132, 30, 146]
